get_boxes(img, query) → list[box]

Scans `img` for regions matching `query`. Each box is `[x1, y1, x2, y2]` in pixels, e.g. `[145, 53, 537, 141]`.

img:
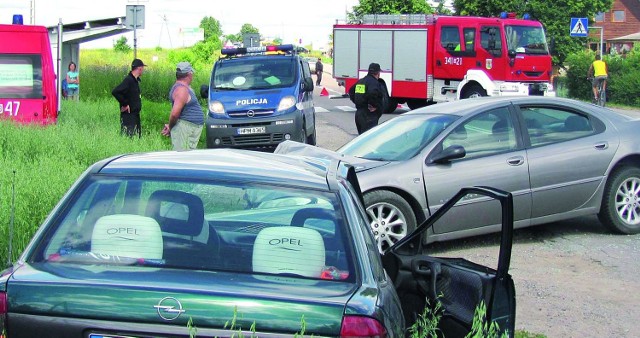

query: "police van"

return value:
[200, 44, 316, 149]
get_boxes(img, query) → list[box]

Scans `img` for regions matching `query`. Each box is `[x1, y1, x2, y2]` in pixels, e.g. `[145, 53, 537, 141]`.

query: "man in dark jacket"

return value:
[315, 58, 324, 86]
[349, 63, 389, 134]
[112, 58, 146, 137]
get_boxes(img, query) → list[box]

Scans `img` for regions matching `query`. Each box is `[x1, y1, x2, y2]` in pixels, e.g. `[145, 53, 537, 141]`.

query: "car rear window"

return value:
[34, 177, 354, 282]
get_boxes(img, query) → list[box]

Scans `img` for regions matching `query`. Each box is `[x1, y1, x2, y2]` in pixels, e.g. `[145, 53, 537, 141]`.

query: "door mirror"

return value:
[303, 77, 314, 92]
[200, 84, 209, 99]
[428, 145, 466, 164]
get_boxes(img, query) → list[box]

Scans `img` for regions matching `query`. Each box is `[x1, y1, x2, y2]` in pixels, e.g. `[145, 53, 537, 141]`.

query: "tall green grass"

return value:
[0, 99, 176, 264]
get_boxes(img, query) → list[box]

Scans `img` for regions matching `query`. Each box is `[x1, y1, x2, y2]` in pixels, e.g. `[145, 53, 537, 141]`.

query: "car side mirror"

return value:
[507, 49, 516, 66]
[303, 77, 314, 92]
[428, 145, 466, 164]
[200, 84, 209, 99]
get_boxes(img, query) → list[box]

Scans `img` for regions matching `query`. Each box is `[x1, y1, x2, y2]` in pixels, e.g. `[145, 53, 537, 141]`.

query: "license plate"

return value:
[237, 126, 266, 135]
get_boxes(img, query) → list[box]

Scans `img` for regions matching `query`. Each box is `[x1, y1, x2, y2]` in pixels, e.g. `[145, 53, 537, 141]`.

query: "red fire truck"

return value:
[0, 20, 58, 124]
[333, 13, 553, 110]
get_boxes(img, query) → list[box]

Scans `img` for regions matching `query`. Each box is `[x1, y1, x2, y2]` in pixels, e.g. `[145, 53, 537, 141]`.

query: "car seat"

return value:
[145, 190, 220, 268]
[253, 226, 325, 278]
[492, 119, 511, 143]
[91, 214, 163, 259]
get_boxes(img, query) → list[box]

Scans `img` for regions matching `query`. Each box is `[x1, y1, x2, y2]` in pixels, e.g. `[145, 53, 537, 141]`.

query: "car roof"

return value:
[94, 149, 334, 191]
[404, 96, 598, 117]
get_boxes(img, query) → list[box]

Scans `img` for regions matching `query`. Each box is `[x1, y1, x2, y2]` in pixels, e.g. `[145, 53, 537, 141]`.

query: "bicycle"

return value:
[588, 76, 606, 107]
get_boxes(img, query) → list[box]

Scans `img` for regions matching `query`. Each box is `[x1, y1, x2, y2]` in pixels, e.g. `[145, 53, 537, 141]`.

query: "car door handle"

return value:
[594, 142, 609, 150]
[507, 156, 525, 166]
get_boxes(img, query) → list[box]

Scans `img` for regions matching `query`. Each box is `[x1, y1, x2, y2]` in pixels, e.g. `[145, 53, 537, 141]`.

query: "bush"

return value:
[564, 48, 640, 106]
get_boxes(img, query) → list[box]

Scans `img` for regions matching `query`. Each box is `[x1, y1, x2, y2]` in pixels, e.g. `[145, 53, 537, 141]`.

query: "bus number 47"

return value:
[0, 101, 20, 116]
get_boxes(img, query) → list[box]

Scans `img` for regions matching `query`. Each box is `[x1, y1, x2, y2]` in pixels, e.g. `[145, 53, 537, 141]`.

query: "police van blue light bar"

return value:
[221, 44, 295, 56]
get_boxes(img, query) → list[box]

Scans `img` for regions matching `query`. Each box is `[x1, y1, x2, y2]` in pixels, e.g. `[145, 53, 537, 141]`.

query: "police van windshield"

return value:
[212, 57, 297, 91]
[0, 54, 43, 98]
[505, 25, 549, 55]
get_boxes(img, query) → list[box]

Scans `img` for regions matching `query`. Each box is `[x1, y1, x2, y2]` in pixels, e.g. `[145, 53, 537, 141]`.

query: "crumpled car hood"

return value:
[274, 140, 390, 172]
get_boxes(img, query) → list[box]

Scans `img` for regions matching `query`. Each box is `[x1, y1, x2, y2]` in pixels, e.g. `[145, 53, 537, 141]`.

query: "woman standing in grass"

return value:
[66, 62, 79, 100]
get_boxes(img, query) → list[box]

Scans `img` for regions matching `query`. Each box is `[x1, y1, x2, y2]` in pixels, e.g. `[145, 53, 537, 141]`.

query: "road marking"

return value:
[314, 107, 330, 113]
[336, 106, 357, 112]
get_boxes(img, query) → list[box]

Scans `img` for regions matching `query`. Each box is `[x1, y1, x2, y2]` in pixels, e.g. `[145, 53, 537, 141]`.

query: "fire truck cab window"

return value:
[481, 26, 502, 57]
[461, 28, 476, 51]
[440, 26, 461, 51]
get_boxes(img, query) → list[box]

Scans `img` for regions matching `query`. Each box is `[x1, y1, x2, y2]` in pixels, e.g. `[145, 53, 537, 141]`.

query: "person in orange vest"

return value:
[588, 54, 608, 103]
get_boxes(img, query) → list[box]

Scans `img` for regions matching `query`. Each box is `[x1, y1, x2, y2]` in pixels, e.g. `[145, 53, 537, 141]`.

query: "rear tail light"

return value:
[1, 291, 6, 338]
[340, 315, 387, 338]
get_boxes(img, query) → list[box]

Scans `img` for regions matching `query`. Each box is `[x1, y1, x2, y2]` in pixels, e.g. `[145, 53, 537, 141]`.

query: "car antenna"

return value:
[7, 170, 16, 268]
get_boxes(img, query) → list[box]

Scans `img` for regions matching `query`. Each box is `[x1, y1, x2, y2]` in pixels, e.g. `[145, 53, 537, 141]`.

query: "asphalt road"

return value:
[310, 65, 640, 336]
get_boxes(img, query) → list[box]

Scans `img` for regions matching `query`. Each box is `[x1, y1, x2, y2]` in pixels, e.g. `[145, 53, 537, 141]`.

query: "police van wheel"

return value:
[462, 85, 487, 99]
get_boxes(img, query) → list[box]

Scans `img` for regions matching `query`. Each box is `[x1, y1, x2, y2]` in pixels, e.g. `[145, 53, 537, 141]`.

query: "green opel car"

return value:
[0, 149, 515, 337]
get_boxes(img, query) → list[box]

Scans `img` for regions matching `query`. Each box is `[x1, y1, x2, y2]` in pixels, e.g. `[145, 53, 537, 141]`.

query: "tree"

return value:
[199, 16, 222, 42]
[240, 23, 260, 35]
[452, 0, 614, 66]
[113, 36, 132, 53]
[350, 0, 433, 19]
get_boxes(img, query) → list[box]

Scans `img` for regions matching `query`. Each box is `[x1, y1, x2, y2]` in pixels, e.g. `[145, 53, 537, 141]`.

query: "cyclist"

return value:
[588, 54, 608, 104]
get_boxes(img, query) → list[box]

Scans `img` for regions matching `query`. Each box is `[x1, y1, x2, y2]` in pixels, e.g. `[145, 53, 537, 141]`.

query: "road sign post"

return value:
[126, 4, 146, 59]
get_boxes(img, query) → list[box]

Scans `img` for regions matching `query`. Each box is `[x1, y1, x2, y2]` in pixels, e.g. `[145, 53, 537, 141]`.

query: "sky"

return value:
[1, 0, 359, 49]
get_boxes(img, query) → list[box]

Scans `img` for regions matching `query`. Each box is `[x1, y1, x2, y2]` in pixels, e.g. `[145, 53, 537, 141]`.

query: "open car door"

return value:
[382, 186, 516, 337]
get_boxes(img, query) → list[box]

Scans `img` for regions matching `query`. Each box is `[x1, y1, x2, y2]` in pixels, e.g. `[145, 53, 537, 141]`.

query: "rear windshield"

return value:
[33, 177, 354, 282]
[0, 54, 43, 98]
[212, 57, 297, 90]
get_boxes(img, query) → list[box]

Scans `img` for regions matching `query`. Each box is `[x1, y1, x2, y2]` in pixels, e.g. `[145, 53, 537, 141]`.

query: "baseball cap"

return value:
[176, 61, 194, 74]
[131, 58, 147, 70]
[368, 63, 381, 72]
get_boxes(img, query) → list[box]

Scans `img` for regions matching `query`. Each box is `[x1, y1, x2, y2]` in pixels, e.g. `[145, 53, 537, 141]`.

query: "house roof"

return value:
[609, 31, 640, 41]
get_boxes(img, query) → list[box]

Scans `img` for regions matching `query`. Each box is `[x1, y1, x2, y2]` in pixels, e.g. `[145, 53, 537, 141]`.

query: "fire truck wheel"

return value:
[385, 98, 399, 114]
[462, 85, 487, 99]
[407, 99, 428, 110]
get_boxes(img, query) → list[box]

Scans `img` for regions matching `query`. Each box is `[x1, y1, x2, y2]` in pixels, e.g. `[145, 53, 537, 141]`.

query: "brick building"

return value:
[590, 0, 640, 54]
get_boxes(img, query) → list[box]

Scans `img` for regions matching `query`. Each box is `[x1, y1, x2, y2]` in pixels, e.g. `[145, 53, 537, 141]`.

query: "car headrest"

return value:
[449, 125, 467, 140]
[564, 115, 590, 132]
[253, 226, 325, 278]
[145, 190, 205, 237]
[91, 214, 163, 259]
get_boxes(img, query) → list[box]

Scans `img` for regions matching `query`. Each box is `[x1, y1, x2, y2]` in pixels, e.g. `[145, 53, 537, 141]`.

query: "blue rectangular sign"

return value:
[570, 18, 588, 37]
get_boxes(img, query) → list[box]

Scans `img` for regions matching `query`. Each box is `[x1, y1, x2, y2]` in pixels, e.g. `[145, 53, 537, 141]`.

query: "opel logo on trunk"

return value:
[154, 297, 185, 321]
[247, 110, 255, 117]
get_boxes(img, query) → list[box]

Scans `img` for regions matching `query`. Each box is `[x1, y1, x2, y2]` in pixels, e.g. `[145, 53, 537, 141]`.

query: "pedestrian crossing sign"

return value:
[570, 18, 588, 37]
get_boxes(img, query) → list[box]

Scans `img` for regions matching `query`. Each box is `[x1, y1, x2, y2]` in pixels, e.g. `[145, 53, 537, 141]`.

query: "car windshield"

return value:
[505, 25, 549, 55]
[32, 177, 354, 282]
[212, 57, 297, 90]
[339, 114, 459, 161]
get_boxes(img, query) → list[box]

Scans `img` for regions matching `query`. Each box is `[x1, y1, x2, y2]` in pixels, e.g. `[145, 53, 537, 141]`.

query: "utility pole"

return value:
[30, 0, 35, 24]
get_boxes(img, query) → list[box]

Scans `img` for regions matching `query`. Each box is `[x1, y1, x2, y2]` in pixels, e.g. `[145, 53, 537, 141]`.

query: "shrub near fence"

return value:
[565, 46, 640, 106]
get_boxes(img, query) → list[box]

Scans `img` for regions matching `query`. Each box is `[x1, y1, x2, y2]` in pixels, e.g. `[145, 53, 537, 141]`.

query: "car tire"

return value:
[598, 166, 640, 234]
[462, 84, 487, 99]
[364, 190, 417, 253]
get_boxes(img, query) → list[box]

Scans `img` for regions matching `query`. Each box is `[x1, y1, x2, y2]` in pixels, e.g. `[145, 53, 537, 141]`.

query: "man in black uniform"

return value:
[112, 58, 146, 137]
[349, 63, 389, 134]
[315, 58, 324, 86]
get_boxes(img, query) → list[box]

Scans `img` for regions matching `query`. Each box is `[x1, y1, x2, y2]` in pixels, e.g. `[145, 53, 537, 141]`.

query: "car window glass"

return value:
[480, 26, 502, 57]
[520, 106, 594, 147]
[440, 26, 461, 51]
[441, 107, 516, 159]
[37, 177, 354, 282]
[339, 114, 459, 161]
[341, 182, 386, 281]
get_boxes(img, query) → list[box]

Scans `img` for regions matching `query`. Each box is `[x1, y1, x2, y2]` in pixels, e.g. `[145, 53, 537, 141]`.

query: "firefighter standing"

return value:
[349, 63, 389, 134]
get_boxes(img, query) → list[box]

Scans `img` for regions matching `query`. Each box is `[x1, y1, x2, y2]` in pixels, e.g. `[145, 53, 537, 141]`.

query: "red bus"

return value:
[0, 23, 58, 124]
